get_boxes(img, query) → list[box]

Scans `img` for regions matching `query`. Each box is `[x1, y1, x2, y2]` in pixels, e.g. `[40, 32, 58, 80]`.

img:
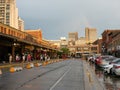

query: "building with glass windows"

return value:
[0, 0, 24, 30]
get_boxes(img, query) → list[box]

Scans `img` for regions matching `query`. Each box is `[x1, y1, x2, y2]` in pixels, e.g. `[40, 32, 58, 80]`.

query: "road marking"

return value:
[49, 67, 71, 90]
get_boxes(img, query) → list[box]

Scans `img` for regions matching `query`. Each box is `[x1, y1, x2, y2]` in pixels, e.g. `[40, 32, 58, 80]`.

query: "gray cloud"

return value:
[17, 0, 120, 39]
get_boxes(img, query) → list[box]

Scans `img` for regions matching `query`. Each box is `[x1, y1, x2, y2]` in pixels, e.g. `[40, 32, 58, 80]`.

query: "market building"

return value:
[0, 23, 59, 63]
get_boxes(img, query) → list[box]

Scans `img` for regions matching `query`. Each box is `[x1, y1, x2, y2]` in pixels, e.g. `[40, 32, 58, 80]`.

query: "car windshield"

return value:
[105, 57, 116, 61]
[111, 58, 120, 63]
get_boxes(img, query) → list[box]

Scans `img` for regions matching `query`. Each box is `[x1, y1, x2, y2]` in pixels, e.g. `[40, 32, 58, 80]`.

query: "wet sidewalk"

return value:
[83, 60, 106, 90]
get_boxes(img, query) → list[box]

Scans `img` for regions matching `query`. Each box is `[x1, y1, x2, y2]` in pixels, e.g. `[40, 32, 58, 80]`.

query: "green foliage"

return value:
[61, 48, 70, 54]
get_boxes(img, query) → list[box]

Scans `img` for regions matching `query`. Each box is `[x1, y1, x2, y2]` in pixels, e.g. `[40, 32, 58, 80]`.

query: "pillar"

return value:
[12, 45, 15, 61]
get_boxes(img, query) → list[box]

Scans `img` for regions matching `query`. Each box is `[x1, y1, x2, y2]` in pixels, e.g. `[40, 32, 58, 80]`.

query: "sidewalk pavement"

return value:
[0, 59, 61, 74]
[0, 61, 38, 68]
[0, 60, 45, 74]
[83, 60, 106, 90]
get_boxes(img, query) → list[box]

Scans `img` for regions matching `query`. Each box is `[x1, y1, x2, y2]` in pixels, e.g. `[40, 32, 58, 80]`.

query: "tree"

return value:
[61, 48, 70, 55]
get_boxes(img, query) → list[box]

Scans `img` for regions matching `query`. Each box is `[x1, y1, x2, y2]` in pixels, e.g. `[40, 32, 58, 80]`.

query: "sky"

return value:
[16, 0, 120, 40]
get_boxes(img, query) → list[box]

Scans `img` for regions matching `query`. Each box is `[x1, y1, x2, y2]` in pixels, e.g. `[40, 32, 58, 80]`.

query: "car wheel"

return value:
[110, 68, 113, 75]
[103, 71, 108, 75]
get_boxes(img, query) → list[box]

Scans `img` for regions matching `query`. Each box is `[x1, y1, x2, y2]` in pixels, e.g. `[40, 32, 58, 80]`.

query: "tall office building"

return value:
[0, 0, 19, 29]
[85, 27, 97, 43]
[18, 17, 24, 31]
[68, 32, 78, 46]
[68, 32, 78, 41]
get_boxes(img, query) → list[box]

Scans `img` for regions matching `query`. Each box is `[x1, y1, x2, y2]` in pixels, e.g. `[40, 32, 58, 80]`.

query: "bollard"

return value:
[26, 63, 31, 69]
[16, 67, 23, 71]
[10, 67, 23, 73]
[9, 67, 16, 73]
[35, 63, 41, 67]
[35, 63, 39, 67]
[30, 63, 34, 68]
[0, 69, 2, 75]
[42, 62, 46, 66]
[46, 61, 48, 65]
[26, 63, 34, 69]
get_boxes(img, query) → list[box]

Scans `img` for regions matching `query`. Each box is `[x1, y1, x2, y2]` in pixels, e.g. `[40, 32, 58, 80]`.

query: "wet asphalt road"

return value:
[0, 59, 85, 90]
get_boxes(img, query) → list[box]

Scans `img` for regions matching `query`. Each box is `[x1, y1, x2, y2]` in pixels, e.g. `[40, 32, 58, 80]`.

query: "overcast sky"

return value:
[16, 0, 120, 40]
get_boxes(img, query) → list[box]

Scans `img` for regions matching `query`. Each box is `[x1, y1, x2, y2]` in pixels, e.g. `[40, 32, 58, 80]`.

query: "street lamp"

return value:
[102, 46, 105, 55]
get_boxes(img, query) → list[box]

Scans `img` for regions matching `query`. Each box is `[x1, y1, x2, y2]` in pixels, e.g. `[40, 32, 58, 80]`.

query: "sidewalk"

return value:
[0, 61, 38, 68]
[0, 59, 61, 74]
[0, 60, 44, 74]
[83, 60, 106, 90]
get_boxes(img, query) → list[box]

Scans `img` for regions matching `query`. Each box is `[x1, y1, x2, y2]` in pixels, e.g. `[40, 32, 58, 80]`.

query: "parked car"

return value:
[112, 63, 120, 75]
[95, 55, 116, 68]
[104, 58, 120, 74]
[100, 57, 117, 68]
[88, 54, 101, 63]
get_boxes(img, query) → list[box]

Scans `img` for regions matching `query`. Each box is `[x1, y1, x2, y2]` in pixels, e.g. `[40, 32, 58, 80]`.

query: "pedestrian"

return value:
[15, 54, 19, 62]
[27, 54, 31, 62]
[9, 54, 12, 64]
[22, 53, 25, 63]
[40, 55, 43, 62]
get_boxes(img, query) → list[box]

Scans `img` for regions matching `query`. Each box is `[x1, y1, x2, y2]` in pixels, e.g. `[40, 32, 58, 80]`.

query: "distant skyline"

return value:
[16, 0, 120, 40]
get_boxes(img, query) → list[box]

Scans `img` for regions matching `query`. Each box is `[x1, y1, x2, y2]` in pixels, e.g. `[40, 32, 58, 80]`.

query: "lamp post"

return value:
[102, 46, 105, 55]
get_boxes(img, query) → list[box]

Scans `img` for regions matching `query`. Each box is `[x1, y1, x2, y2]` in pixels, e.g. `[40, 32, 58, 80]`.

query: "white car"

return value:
[112, 64, 120, 75]
[104, 58, 120, 74]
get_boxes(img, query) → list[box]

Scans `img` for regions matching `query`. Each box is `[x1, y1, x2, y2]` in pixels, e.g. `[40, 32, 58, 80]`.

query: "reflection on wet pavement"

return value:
[89, 62, 120, 90]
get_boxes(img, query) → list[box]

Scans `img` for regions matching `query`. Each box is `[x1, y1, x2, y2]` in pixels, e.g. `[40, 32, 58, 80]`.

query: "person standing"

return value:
[9, 54, 12, 64]
[27, 54, 31, 62]
[22, 53, 25, 63]
[15, 54, 19, 62]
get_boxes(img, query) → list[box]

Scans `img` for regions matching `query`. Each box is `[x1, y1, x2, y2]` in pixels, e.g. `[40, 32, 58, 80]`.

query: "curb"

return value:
[83, 61, 105, 90]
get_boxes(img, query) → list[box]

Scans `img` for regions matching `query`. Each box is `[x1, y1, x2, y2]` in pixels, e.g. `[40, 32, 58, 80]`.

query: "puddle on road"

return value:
[89, 62, 120, 90]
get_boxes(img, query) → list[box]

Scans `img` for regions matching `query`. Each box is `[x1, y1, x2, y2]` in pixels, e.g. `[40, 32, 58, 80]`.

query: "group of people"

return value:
[40, 54, 50, 62]
[8, 53, 32, 64]
[8, 53, 50, 64]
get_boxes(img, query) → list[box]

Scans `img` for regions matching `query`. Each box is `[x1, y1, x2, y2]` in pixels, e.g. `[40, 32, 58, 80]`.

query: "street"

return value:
[2, 59, 120, 90]
[0, 59, 85, 90]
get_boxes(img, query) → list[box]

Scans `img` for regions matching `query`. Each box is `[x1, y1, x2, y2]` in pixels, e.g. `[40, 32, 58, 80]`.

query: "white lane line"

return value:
[49, 67, 71, 90]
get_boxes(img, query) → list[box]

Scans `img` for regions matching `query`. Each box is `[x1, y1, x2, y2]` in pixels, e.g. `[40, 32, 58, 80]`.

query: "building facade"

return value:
[68, 32, 78, 41]
[102, 30, 120, 57]
[25, 29, 42, 42]
[0, 23, 59, 62]
[0, 0, 23, 30]
[68, 31, 99, 56]
[85, 27, 97, 43]
[68, 32, 78, 46]
[18, 17, 24, 31]
[60, 37, 68, 48]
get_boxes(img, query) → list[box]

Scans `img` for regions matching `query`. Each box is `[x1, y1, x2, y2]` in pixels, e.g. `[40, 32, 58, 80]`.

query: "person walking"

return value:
[9, 54, 12, 64]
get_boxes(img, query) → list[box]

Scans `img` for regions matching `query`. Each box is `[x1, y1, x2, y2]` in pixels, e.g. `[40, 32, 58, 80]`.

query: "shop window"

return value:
[0, 26, 3, 32]
[8, 29, 10, 34]
[4, 28, 6, 33]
